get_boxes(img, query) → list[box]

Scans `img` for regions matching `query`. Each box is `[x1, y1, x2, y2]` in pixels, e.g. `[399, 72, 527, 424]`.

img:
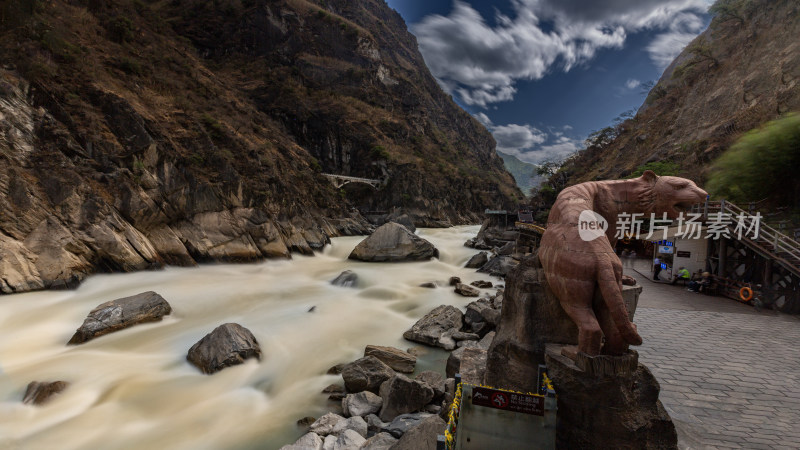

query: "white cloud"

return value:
[625, 78, 641, 89]
[493, 124, 547, 153]
[478, 114, 580, 164]
[413, 0, 711, 106]
[646, 12, 706, 68]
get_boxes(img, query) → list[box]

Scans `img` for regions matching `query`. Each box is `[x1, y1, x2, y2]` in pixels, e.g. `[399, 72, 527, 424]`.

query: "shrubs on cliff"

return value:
[707, 113, 800, 206]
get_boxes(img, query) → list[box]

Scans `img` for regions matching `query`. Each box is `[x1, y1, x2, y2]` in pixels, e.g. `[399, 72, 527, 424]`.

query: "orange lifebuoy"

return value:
[739, 287, 753, 302]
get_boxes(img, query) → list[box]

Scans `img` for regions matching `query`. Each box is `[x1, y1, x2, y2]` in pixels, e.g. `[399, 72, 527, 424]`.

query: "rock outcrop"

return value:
[545, 345, 677, 449]
[186, 323, 261, 374]
[68, 291, 172, 345]
[349, 223, 438, 262]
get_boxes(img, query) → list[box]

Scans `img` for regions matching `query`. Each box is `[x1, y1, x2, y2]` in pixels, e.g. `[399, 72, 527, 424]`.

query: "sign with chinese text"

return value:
[471, 387, 544, 416]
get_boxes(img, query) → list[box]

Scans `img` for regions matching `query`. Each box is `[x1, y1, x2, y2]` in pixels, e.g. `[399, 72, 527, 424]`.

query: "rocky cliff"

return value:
[0, 0, 521, 293]
[560, 0, 800, 184]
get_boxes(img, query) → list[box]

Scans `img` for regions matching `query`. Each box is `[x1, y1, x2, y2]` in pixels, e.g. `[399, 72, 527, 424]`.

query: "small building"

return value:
[650, 226, 708, 280]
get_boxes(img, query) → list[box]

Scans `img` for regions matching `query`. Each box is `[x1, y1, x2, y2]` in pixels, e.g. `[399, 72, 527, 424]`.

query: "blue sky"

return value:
[386, 0, 713, 164]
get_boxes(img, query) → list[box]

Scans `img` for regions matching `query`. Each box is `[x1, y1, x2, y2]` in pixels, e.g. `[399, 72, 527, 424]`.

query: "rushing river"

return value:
[0, 226, 496, 450]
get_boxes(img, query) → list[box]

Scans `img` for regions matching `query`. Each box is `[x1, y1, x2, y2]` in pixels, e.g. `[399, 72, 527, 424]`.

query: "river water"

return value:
[0, 226, 495, 450]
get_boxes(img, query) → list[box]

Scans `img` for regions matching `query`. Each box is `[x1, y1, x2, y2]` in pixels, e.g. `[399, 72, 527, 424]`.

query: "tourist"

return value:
[671, 267, 690, 285]
[653, 256, 662, 281]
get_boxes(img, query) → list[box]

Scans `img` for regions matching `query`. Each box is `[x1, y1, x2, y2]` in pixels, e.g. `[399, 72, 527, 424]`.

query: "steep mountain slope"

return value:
[560, 0, 800, 184]
[0, 0, 521, 293]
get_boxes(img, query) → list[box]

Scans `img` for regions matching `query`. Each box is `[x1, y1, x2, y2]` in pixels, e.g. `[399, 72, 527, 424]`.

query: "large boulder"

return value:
[341, 356, 395, 394]
[464, 251, 488, 269]
[348, 223, 438, 262]
[364, 345, 416, 373]
[390, 414, 447, 450]
[342, 391, 383, 417]
[22, 381, 69, 405]
[402, 305, 463, 350]
[378, 374, 435, 421]
[67, 291, 172, 344]
[186, 323, 261, 374]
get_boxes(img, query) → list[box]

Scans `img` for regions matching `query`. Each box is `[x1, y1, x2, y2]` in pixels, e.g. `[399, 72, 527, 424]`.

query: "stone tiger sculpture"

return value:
[539, 170, 708, 356]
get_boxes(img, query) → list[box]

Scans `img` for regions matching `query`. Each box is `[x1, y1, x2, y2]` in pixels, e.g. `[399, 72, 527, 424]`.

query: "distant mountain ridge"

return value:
[497, 151, 541, 195]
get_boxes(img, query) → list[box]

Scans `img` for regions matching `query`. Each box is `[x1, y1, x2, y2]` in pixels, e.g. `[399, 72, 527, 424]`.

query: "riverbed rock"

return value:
[333, 429, 366, 449]
[342, 391, 383, 417]
[330, 270, 358, 288]
[382, 412, 433, 438]
[454, 283, 480, 297]
[364, 345, 416, 373]
[390, 414, 446, 450]
[448, 276, 461, 286]
[418, 282, 437, 289]
[348, 223, 438, 262]
[309, 412, 346, 436]
[67, 291, 172, 344]
[402, 305, 463, 350]
[279, 432, 324, 450]
[378, 374, 435, 421]
[464, 251, 488, 269]
[22, 381, 69, 405]
[469, 280, 492, 289]
[414, 371, 445, 399]
[331, 415, 368, 438]
[341, 356, 395, 393]
[478, 255, 517, 277]
[361, 432, 397, 450]
[186, 323, 261, 374]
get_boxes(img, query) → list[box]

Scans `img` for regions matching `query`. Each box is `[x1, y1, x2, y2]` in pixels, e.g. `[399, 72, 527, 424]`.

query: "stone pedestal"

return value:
[484, 254, 642, 392]
[545, 344, 677, 450]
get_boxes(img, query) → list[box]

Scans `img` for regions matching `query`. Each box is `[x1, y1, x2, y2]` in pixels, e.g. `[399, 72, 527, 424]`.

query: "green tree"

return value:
[706, 113, 800, 206]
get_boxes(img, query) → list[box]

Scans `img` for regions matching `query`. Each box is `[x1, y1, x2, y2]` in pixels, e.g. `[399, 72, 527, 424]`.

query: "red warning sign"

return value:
[471, 386, 544, 416]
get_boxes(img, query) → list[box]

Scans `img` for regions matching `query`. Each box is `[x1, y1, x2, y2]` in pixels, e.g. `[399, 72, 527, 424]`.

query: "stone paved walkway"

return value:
[627, 262, 800, 450]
